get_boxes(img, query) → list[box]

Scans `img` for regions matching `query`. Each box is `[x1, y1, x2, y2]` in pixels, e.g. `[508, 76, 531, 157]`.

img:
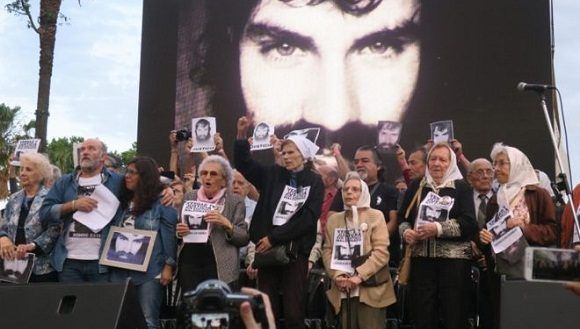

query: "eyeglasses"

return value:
[125, 168, 139, 176]
[471, 169, 493, 178]
[200, 170, 220, 177]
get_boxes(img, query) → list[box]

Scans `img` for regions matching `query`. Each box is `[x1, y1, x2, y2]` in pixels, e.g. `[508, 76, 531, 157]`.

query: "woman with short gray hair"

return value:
[176, 155, 249, 293]
[0, 153, 60, 282]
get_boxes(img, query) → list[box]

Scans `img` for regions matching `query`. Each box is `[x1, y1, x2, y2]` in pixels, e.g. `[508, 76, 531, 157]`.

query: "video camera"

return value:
[177, 280, 269, 329]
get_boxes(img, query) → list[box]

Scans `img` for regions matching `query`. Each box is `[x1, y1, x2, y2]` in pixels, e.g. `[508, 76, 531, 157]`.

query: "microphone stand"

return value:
[536, 91, 580, 246]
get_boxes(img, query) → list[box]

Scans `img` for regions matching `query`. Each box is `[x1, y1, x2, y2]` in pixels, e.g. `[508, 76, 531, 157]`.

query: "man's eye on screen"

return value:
[356, 36, 407, 58]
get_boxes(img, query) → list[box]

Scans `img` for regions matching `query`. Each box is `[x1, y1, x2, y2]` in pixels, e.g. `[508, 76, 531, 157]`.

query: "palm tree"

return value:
[6, 0, 65, 152]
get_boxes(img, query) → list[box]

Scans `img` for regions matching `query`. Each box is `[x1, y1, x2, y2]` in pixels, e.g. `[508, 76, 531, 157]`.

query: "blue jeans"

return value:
[137, 279, 163, 329]
[58, 259, 109, 283]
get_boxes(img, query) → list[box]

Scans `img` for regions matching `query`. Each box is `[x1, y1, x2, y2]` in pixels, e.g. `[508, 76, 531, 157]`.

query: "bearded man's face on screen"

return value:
[239, 0, 421, 131]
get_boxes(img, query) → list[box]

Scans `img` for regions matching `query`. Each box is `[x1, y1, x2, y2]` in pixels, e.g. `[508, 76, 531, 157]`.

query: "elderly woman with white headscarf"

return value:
[322, 172, 395, 329]
[478, 143, 557, 329]
[234, 116, 324, 329]
[398, 143, 477, 329]
[480, 143, 557, 260]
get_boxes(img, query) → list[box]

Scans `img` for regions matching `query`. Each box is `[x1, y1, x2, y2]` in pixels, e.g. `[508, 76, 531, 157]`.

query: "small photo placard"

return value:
[430, 120, 454, 144]
[0, 253, 35, 284]
[100, 226, 157, 272]
[251, 122, 275, 151]
[191, 117, 216, 153]
[377, 120, 402, 152]
[10, 139, 41, 166]
[283, 127, 320, 144]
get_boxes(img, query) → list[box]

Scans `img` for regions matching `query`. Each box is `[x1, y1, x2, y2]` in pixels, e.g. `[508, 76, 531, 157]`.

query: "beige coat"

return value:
[322, 208, 396, 314]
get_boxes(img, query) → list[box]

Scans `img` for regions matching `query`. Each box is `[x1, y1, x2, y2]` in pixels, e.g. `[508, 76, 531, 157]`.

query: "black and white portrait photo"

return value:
[419, 205, 449, 223]
[0, 253, 35, 284]
[334, 244, 361, 261]
[283, 127, 320, 145]
[100, 227, 157, 272]
[253, 122, 271, 141]
[194, 118, 213, 144]
[185, 214, 208, 230]
[430, 120, 454, 144]
[377, 121, 402, 151]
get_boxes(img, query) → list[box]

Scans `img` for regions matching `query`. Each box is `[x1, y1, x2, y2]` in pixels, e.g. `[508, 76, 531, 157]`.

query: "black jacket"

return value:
[234, 139, 324, 256]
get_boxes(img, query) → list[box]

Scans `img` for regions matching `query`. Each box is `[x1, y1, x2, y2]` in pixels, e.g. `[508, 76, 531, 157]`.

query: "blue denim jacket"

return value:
[39, 168, 124, 273]
[0, 187, 59, 275]
[109, 199, 177, 286]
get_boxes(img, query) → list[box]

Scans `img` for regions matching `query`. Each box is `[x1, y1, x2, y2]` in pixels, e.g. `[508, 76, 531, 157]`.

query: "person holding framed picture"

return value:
[105, 156, 177, 329]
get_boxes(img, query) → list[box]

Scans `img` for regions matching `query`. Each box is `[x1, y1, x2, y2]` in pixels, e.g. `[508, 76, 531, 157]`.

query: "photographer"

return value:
[179, 280, 276, 329]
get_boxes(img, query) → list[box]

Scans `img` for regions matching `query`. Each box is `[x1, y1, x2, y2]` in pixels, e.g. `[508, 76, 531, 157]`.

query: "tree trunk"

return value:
[35, 0, 63, 153]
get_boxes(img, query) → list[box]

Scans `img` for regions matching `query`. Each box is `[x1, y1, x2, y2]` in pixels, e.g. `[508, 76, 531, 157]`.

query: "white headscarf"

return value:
[285, 135, 320, 161]
[342, 172, 371, 228]
[490, 143, 539, 207]
[424, 143, 463, 189]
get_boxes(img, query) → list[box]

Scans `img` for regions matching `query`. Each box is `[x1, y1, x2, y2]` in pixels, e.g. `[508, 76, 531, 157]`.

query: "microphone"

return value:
[517, 82, 555, 92]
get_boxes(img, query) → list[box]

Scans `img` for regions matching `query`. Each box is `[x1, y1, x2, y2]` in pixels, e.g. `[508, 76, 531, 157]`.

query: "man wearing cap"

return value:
[234, 116, 323, 329]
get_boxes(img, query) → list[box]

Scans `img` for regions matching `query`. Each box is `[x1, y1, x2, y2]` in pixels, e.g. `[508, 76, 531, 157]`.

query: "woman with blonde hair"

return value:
[0, 153, 60, 282]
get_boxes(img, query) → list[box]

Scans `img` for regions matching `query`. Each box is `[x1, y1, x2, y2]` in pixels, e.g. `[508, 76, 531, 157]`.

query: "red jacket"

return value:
[561, 184, 580, 248]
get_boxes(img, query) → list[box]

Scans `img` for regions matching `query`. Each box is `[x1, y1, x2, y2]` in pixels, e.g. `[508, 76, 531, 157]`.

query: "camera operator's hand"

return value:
[240, 287, 276, 329]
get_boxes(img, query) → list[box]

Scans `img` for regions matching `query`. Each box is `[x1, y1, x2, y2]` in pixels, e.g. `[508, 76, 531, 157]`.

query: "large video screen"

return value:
[139, 0, 555, 180]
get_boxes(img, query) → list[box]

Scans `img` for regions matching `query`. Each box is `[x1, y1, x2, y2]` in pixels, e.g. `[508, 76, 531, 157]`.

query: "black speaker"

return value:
[501, 280, 580, 329]
[0, 279, 147, 329]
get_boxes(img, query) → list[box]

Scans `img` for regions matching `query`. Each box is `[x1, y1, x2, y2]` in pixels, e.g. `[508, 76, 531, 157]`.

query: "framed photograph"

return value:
[430, 120, 454, 144]
[0, 253, 35, 284]
[99, 226, 157, 272]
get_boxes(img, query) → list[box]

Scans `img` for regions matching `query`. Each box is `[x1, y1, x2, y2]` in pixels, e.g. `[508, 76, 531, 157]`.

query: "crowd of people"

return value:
[0, 116, 579, 329]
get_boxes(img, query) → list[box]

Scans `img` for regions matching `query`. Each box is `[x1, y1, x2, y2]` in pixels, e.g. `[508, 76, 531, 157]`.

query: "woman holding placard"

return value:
[106, 156, 177, 329]
[175, 155, 248, 293]
[399, 143, 477, 329]
[0, 153, 59, 282]
[234, 116, 324, 329]
[322, 172, 395, 329]
[478, 143, 557, 329]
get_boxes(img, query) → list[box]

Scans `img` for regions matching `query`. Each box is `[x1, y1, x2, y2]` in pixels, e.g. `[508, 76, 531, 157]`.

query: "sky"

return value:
[0, 0, 578, 185]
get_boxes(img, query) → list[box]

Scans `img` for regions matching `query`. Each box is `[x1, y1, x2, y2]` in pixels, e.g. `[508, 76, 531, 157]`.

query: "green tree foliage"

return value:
[120, 141, 137, 165]
[0, 103, 35, 198]
[46, 136, 83, 174]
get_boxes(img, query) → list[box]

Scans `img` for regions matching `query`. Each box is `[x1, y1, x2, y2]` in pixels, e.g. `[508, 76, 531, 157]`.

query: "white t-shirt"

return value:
[65, 175, 104, 260]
